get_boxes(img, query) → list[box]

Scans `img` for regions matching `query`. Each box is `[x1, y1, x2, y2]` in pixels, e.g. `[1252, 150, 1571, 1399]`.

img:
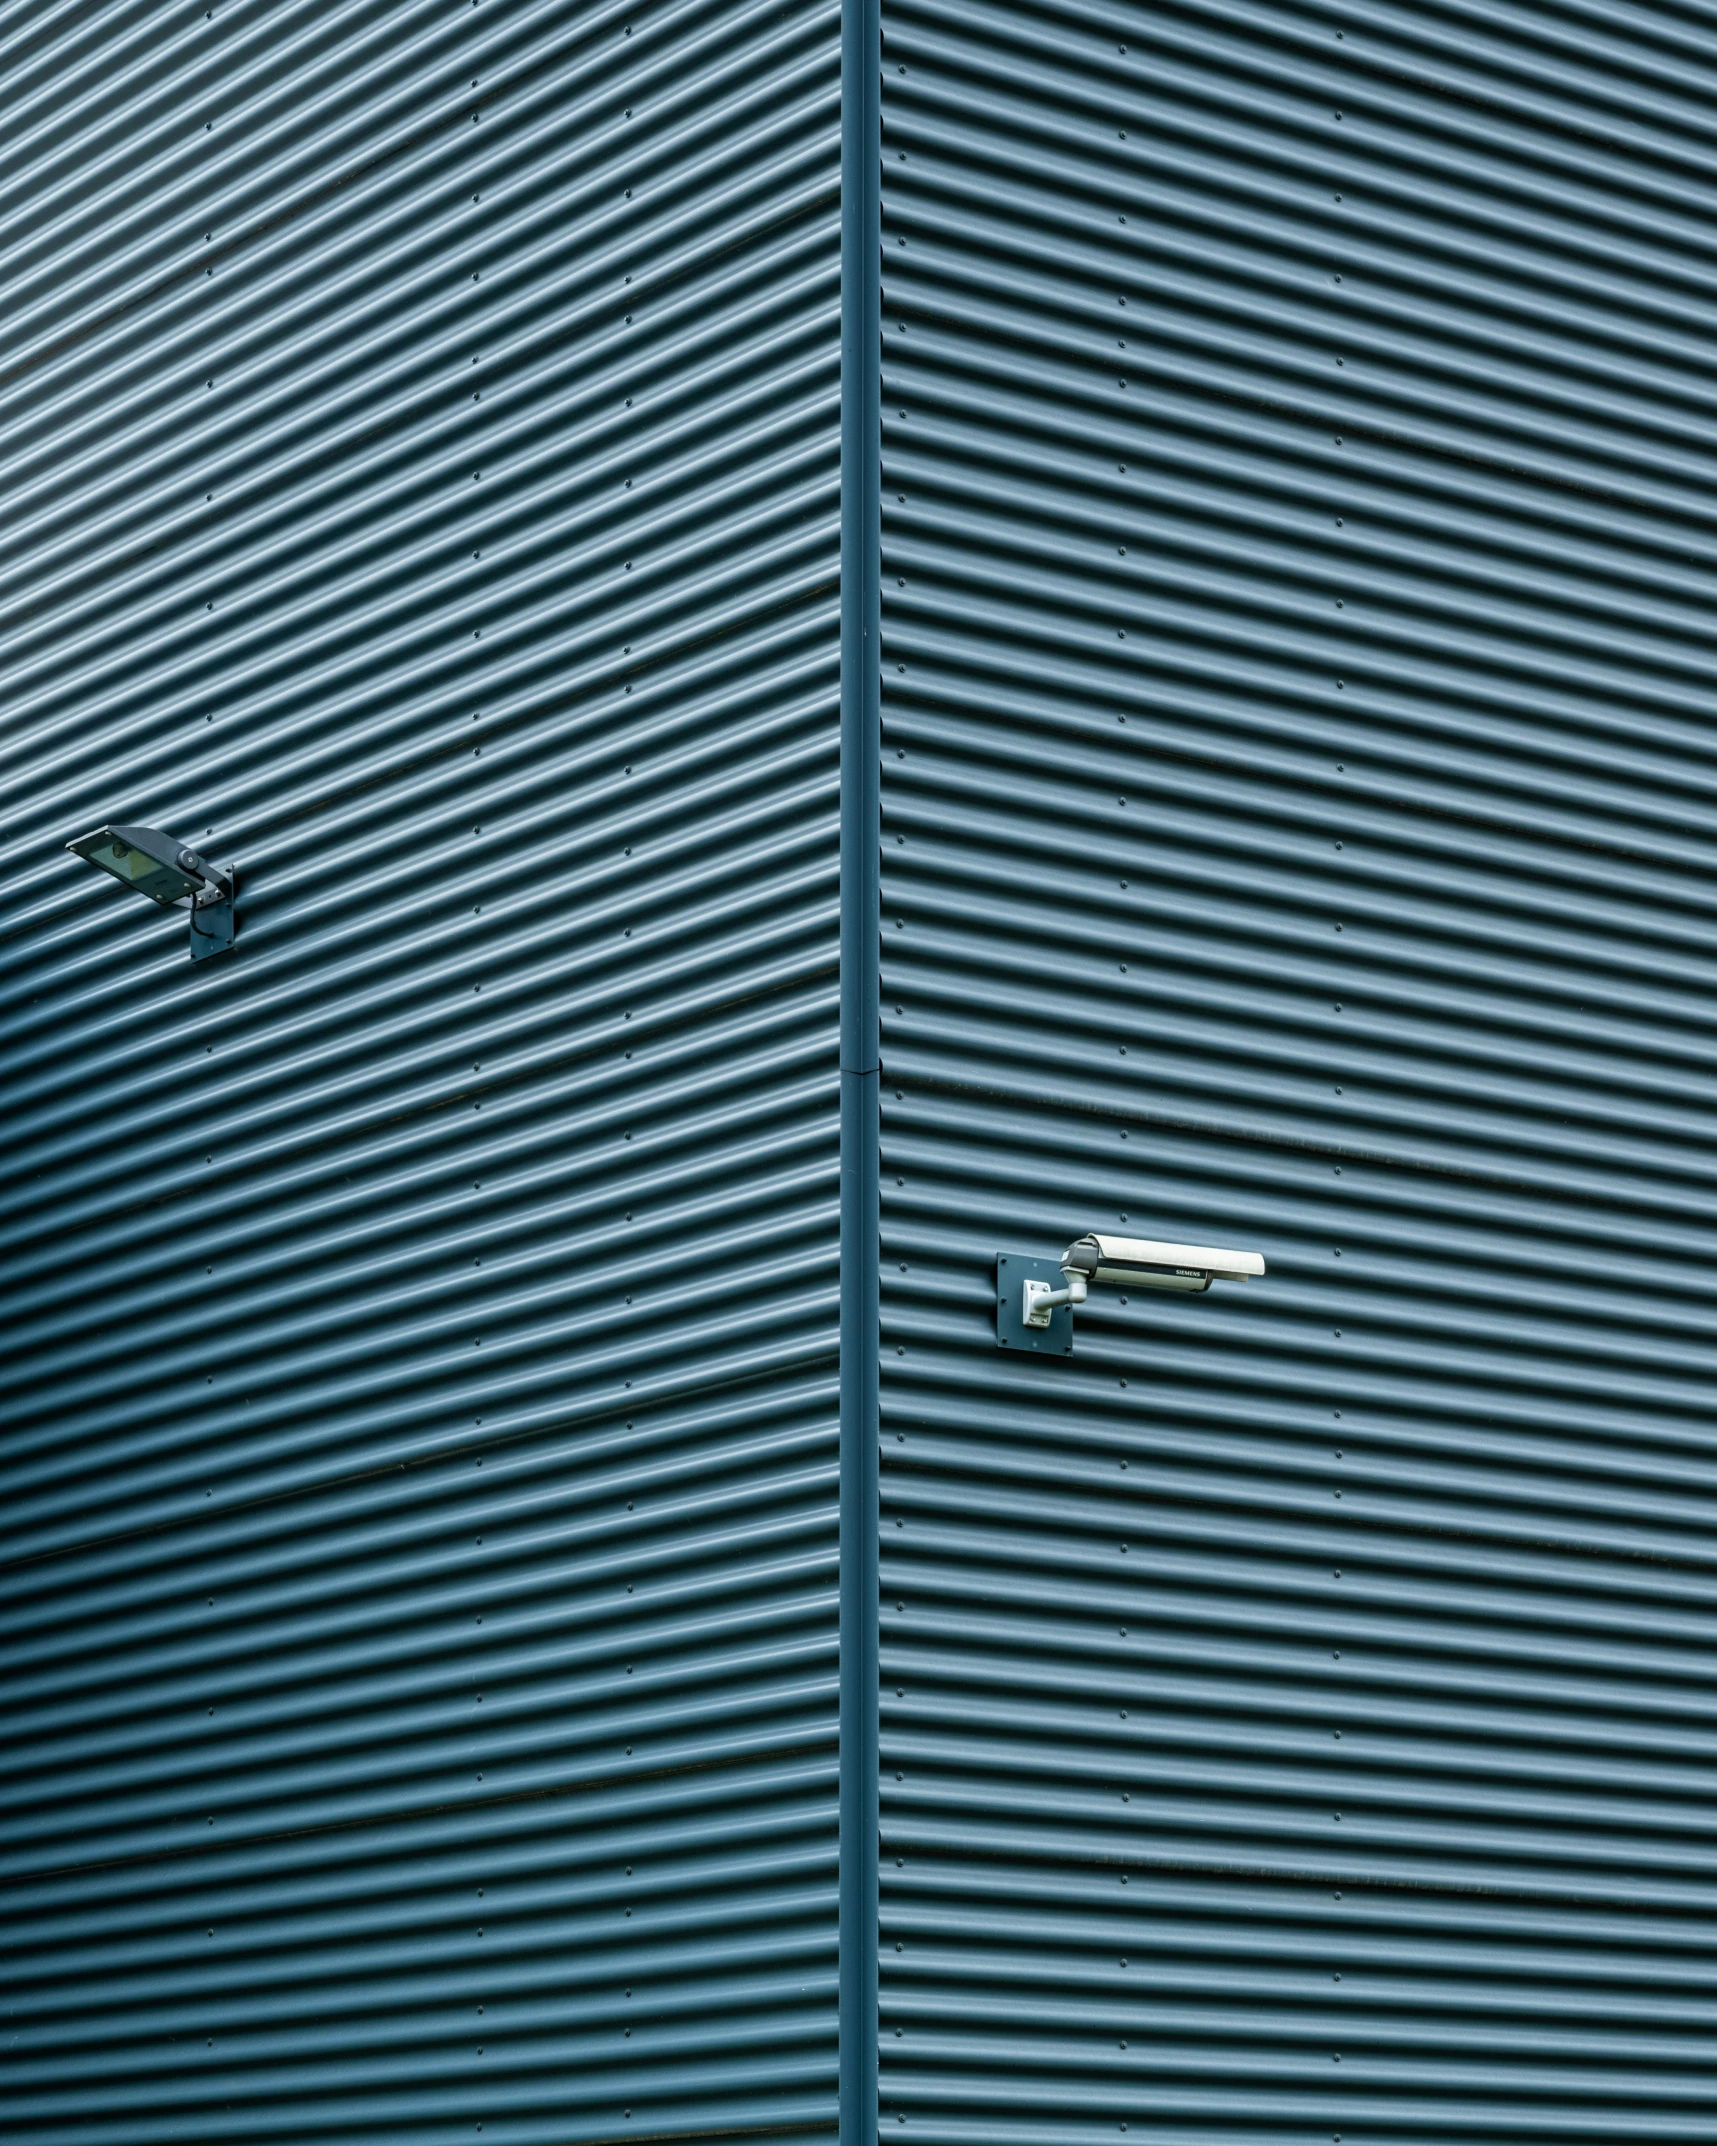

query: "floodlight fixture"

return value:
[66, 824, 236, 960]
[996, 1230, 1266, 1353]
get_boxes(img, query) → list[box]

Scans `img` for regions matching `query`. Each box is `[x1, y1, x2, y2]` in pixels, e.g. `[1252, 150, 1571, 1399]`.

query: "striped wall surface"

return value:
[876, 0, 1717, 2139]
[0, 0, 841, 2139]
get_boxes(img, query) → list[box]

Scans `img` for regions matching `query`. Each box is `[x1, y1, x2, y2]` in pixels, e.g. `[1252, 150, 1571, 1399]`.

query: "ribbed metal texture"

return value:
[0, 1, 839, 2139]
[877, 0, 1717, 2138]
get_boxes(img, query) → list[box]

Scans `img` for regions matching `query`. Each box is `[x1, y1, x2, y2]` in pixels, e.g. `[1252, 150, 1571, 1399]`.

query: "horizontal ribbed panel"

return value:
[0, 0, 839, 2137]
[877, 0, 1717, 2137]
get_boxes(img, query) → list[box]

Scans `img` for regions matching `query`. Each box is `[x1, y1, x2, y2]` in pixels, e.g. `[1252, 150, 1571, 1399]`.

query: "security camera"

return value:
[1018, 1231, 1266, 1333]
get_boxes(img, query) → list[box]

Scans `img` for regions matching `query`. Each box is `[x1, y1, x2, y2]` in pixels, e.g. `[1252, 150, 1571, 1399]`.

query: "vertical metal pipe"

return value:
[838, 0, 881, 2128]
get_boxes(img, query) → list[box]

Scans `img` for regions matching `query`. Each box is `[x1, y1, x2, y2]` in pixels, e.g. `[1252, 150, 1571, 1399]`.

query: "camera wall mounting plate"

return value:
[995, 1254, 1073, 1355]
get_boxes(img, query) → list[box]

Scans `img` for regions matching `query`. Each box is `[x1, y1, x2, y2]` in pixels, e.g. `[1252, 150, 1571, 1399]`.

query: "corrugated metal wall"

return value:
[0, 1, 840, 2139]
[877, 0, 1717, 2138]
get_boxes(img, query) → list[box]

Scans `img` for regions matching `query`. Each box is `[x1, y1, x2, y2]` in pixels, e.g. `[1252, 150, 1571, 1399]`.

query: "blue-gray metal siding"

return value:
[877, 0, 1717, 2138]
[0, 1, 840, 2139]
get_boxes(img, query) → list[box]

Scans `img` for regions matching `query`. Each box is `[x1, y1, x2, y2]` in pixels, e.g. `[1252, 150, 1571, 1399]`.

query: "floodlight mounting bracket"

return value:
[188, 871, 236, 961]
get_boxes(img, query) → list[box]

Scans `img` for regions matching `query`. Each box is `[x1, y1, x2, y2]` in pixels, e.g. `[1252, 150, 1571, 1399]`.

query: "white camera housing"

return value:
[1017, 1231, 1266, 1334]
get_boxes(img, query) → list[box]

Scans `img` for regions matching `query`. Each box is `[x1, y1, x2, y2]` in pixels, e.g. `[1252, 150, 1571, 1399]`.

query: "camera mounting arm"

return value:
[1020, 1270, 1088, 1326]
